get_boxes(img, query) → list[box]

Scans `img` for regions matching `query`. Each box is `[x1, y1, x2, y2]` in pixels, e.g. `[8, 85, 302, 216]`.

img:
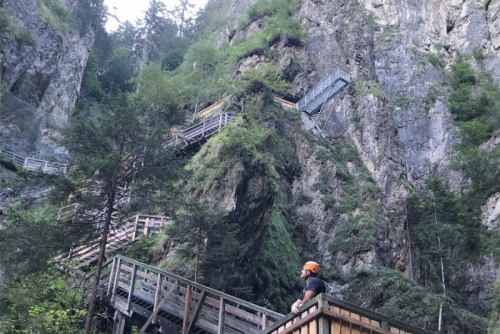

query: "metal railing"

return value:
[296, 66, 350, 114]
[108, 255, 284, 334]
[167, 113, 237, 148]
[0, 147, 69, 175]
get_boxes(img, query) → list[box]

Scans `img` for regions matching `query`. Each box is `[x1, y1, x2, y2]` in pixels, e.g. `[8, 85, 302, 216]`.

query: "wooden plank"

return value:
[330, 318, 341, 334]
[182, 285, 192, 333]
[186, 291, 207, 334]
[322, 309, 389, 334]
[138, 282, 178, 334]
[218, 298, 225, 334]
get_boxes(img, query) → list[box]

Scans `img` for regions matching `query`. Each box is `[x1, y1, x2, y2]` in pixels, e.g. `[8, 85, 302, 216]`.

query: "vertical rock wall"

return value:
[0, 0, 94, 158]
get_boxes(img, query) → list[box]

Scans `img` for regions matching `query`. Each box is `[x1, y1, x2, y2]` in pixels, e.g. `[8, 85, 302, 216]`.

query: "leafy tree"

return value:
[0, 203, 68, 277]
[168, 0, 195, 38]
[99, 46, 135, 92]
[81, 49, 106, 99]
[0, 265, 85, 334]
[60, 93, 183, 334]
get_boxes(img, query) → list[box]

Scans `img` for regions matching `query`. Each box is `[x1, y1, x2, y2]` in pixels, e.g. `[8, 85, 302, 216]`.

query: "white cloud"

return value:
[104, 0, 208, 32]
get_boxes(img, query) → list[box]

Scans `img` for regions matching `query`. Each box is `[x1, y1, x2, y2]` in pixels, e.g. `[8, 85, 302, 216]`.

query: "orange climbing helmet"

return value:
[303, 261, 320, 274]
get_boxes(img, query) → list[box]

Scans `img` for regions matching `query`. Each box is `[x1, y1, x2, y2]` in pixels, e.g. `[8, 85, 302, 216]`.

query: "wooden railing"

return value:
[0, 147, 69, 175]
[54, 214, 170, 271]
[274, 96, 296, 109]
[108, 255, 284, 334]
[167, 113, 237, 148]
[261, 294, 431, 334]
[194, 99, 227, 119]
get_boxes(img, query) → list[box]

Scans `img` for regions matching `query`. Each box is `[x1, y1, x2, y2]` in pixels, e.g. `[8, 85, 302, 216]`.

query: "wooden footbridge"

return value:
[104, 255, 430, 334]
[0, 146, 69, 174]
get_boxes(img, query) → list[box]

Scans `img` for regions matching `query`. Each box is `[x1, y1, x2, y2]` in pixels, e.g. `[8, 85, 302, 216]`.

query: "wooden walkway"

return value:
[168, 113, 237, 148]
[54, 214, 170, 271]
[0, 147, 69, 174]
[107, 255, 284, 334]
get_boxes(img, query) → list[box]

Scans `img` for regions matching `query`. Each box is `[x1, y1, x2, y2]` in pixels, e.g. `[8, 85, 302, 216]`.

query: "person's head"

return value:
[301, 261, 320, 280]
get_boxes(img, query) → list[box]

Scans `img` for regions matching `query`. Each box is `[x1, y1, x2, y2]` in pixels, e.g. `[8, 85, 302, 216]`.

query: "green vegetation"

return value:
[446, 59, 500, 195]
[0, 9, 36, 48]
[0, 266, 85, 334]
[36, 0, 71, 33]
[343, 267, 441, 328]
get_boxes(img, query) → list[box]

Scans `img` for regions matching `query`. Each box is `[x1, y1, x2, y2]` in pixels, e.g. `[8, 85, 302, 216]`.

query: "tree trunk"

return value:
[84, 183, 117, 334]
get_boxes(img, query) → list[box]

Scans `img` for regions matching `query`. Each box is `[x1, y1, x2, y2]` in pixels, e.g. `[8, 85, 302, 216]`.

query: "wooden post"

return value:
[111, 258, 122, 303]
[182, 285, 192, 334]
[318, 296, 329, 334]
[153, 273, 163, 324]
[185, 291, 207, 334]
[262, 313, 268, 330]
[218, 298, 225, 334]
[112, 310, 126, 334]
[144, 217, 150, 236]
[126, 264, 137, 312]
[107, 257, 117, 296]
[132, 215, 139, 241]
[139, 281, 178, 334]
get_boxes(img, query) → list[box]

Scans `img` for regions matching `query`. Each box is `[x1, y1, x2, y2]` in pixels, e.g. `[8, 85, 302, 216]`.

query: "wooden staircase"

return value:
[107, 255, 284, 334]
[54, 214, 170, 271]
[167, 113, 237, 148]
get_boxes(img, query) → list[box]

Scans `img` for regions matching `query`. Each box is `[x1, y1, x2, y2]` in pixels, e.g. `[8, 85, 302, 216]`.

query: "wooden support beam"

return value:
[185, 290, 207, 334]
[182, 285, 192, 334]
[139, 281, 178, 334]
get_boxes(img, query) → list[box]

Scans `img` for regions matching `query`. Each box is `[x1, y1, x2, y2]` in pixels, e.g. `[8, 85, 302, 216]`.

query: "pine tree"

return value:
[60, 93, 182, 334]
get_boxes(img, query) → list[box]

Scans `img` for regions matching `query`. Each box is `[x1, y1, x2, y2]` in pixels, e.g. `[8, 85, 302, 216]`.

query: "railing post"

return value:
[317, 296, 329, 334]
[23, 158, 27, 168]
[144, 217, 150, 236]
[126, 263, 138, 312]
[111, 257, 122, 303]
[219, 114, 222, 132]
[133, 215, 139, 241]
[43, 161, 48, 173]
[262, 313, 268, 330]
[182, 285, 192, 334]
[218, 298, 225, 334]
[107, 257, 117, 296]
[153, 273, 163, 324]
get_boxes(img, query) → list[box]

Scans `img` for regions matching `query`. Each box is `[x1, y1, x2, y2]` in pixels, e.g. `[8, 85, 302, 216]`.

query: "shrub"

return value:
[36, 0, 71, 33]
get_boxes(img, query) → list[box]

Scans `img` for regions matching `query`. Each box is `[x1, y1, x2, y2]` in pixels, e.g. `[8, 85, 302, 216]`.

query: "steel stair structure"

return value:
[295, 67, 350, 135]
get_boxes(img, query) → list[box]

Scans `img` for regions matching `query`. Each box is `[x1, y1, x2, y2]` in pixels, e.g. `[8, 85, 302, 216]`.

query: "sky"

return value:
[104, 0, 209, 32]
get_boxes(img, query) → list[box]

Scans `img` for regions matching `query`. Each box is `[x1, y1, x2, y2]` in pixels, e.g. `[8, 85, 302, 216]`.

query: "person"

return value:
[291, 261, 326, 314]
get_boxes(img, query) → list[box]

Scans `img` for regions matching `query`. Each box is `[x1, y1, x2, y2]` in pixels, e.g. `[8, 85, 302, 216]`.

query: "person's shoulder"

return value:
[310, 277, 323, 284]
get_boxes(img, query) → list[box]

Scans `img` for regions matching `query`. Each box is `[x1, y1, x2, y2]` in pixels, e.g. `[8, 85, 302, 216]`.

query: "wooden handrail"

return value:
[109, 255, 284, 333]
[167, 113, 237, 148]
[261, 294, 432, 334]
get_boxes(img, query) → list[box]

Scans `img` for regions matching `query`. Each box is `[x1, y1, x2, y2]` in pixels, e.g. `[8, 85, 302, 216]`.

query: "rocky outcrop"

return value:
[0, 0, 94, 158]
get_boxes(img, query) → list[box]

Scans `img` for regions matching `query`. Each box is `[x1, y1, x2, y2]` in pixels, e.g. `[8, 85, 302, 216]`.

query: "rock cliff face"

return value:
[0, 0, 94, 158]
[208, 0, 500, 329]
